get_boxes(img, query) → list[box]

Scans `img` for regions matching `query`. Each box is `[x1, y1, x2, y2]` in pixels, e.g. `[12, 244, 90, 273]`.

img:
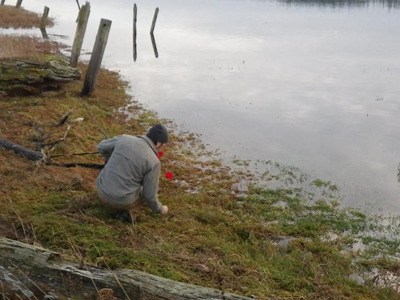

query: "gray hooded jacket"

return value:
[95, 134, 163, 213]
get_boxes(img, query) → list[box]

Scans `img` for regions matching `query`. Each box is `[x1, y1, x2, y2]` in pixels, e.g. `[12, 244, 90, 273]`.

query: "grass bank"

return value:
[1, 5, 400, 299]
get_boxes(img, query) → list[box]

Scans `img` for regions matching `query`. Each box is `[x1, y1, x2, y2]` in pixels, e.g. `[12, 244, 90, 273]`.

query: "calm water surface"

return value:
[20, 0, 400, 212]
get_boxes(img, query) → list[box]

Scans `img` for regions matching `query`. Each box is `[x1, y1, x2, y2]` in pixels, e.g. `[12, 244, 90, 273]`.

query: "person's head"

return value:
[146, 124, 168, 149]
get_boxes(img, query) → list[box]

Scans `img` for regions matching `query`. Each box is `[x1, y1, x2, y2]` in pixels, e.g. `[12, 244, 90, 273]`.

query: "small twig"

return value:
[41, 125, 71, 156]
[61, 125, 71, 141]
[34, 125, 72, 172]
[56, 111, 72, 127]
[41, 141, 62, 148]
[75, 0, 81, 10]
[49, 162, 104, 169]
[33, 154, 45, 176]
[50, 151, 100, 158]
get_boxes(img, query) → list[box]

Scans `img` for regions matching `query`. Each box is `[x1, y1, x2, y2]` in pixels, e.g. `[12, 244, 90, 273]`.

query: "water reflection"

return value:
[150, 7, 159, 59]
[150, 33, 158, 58]
[132, 3, 137, 62]
[277, 0, 400, 8]
[40, 27, 48, 39]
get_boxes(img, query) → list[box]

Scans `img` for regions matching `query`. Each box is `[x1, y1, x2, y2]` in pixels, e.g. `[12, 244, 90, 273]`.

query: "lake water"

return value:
[18, 0, 400, 213]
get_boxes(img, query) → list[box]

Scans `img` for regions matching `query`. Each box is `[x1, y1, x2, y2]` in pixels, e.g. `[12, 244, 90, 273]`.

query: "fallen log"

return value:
[0, 137, 104, 168]
[0, 55, 81, 96]
[0, 138, 44, 161]
[0, 237, 254, 299]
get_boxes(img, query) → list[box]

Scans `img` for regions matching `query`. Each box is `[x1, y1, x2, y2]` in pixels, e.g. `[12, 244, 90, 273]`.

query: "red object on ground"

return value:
[165, 172, 174, 181]
[157, 151, 164, 158]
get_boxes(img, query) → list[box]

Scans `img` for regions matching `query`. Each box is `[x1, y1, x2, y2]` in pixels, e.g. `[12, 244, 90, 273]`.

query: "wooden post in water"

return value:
[70, 2, 91, 67]
[16, 0, 22, 8]
[1, 1, 5, 6]
[133, 3, 137, 61]
[150, 7, 159, 34]
[40, 6, 49, 29]
[81, 19, 112, 97]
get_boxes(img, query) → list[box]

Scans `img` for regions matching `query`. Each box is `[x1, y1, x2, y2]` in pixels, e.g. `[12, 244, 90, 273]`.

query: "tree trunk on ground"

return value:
[0, 138, 104, 168]
[0, 237, 254, 300]
[0, 138, 44, 161]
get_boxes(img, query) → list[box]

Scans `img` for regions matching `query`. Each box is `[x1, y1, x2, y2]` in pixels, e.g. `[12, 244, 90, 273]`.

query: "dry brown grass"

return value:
[0, 35, 60, 59]
[0, 5, 53, 29]
[0, 5, 58, 59]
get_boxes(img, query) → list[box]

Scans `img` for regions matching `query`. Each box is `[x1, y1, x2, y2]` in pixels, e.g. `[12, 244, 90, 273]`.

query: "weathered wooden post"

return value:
[16, 0, 22, 8]
[70, 2, 91, 67]
[1, 0, 6, 6]
[133, 3, 137, 62]
[81, 19, 112, 96]
[150, 7, 159, 34]
[40, 6, 49, 29]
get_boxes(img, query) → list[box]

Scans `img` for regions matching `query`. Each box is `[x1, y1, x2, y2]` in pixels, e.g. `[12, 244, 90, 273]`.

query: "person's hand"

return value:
[161, 205, 168, 214]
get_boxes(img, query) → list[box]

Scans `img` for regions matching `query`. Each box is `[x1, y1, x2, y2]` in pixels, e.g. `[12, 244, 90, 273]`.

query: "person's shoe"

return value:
[114, 210, 131, 223]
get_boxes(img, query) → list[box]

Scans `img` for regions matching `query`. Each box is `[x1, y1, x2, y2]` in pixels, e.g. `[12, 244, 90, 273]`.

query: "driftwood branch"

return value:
[0, 237, 253, 299]
[53, 162, 104, 169]
[50, 151, 100, 158]
[0, 138, 103, 169]
[56, 111, 72, 127]
[0, 138, 44, 161]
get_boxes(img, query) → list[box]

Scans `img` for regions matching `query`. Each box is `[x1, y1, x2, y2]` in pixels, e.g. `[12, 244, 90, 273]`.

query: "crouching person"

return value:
[96, 124, 169, 223]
